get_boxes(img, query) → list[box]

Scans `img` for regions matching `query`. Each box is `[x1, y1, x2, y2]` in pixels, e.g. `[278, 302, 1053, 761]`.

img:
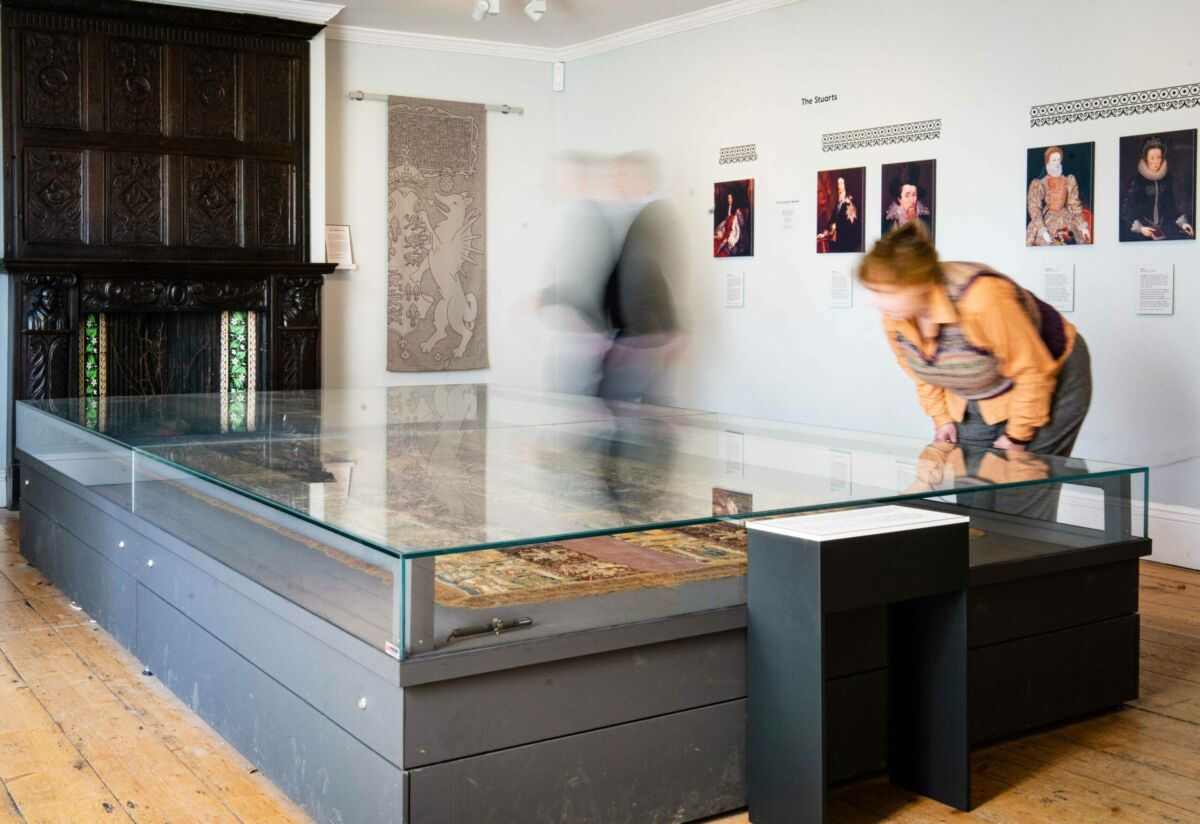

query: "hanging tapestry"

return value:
[386, 96, 487, 371]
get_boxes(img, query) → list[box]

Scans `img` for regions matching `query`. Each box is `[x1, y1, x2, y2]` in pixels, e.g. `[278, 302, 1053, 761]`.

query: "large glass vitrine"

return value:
[15, 384, 1148, 663]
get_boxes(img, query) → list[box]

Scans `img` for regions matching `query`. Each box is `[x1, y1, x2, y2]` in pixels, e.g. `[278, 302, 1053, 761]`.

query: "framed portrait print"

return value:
[881, 159, 936, 240]
[1118, 129, 1196, 242]
[714, 179, 754, 257]
[1026, 142, 1095, 246]
[816, 167, 865, 253]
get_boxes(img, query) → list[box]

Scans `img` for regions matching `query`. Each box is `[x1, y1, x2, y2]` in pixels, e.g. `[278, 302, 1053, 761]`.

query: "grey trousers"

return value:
[955, 335, 1092, 522]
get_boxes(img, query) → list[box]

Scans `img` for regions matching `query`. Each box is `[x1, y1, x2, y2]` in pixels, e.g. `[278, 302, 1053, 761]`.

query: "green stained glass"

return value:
[83, 314, 101, 399]
[224, 311, 251, 432]
[228, 311, 249, 392]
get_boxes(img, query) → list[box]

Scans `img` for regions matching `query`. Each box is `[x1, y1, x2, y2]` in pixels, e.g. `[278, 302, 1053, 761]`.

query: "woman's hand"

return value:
[934, 422, 957, 443]
[993, 434, 1027, 452]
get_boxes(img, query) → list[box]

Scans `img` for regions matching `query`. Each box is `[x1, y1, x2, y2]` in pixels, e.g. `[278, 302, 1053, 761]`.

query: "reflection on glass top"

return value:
[20, 384, 1148, 558]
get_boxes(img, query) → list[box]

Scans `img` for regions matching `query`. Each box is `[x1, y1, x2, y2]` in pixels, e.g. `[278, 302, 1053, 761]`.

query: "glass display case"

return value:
[13, 385, 1151, 824]
[16, 383, 1148, 661]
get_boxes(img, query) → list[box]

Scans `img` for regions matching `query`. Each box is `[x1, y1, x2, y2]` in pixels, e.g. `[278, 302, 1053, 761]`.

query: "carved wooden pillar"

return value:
[271, 274, 322, 391]
[19, 273, 76, 400]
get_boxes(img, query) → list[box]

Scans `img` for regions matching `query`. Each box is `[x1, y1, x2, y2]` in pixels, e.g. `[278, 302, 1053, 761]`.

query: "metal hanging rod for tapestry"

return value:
[348, 90, 523, 115]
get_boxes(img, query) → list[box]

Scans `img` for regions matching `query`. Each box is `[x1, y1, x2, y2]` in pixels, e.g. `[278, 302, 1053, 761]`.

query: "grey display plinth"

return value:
[747, 507, 972, 822]
[16, 445, 1150, 824]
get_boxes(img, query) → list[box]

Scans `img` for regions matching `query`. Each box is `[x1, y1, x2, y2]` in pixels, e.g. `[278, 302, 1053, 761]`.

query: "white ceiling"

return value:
[330, 0, 744, 48]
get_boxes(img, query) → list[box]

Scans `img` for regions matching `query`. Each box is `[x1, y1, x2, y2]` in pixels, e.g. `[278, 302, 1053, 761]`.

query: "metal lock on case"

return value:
[445, 616, 534, 645]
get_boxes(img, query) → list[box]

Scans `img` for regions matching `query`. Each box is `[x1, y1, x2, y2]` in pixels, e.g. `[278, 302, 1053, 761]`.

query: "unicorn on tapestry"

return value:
[416, 191, 481, 359]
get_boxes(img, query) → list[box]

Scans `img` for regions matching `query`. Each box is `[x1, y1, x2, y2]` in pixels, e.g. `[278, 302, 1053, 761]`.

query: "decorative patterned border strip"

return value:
[719, 144, 758, 164]
[822, 119, 942, 152]
[1031, 82, 1200, 127]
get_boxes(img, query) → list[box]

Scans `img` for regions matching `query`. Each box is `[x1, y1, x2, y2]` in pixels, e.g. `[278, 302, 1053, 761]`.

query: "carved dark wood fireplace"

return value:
[2, 0, 335, 497]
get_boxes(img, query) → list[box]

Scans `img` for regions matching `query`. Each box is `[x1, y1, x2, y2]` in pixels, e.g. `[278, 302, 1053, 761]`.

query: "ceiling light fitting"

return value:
[470, 0, 545, 23]
[471, 0, 496, 22]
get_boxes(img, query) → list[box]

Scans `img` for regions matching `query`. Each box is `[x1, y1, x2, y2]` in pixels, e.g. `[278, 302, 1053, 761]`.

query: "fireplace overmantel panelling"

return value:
[2, 0, 335, 498]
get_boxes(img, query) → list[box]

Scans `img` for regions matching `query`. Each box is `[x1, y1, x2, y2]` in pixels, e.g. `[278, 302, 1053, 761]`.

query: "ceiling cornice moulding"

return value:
[325, 24, 560, 62]
[557, 0, 804, 61]
[138, 0, 345, 26]
[326, 0, 803, 63]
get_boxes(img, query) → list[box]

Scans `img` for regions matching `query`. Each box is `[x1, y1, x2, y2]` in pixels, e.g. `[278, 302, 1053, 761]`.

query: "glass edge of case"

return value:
[16, 400, 1151, 561]
[397, 465, 1151, 559]
[16, 401, 405, 561]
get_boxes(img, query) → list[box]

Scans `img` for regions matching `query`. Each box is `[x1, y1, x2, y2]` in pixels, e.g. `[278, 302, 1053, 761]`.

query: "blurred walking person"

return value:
[597, 152, 684, 405]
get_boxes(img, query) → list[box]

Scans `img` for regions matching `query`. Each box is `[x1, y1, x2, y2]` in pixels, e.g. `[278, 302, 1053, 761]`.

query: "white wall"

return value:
[318, 0, 1199, 562]
[323, 38, 561, 390]
[554, 0, 1199, 517]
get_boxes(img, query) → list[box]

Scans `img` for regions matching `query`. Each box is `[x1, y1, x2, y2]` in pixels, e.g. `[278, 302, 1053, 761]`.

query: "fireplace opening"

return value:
[105, 312, 224, 396]
[81, 310, 261, 398]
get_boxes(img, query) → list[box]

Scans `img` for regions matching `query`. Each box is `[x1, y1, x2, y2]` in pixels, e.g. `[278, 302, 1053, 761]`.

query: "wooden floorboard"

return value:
[0, 513, 312, 824]
[706, 560, 1200, 824]
[1, 507, 1198, 823]
[0, 646, 130, 823]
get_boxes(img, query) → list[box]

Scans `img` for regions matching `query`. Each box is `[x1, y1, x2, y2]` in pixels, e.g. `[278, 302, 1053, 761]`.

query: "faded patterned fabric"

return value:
[892, 268, 1068, 402]
[434, 521, 748, 609]
[386, 96, 488, 371]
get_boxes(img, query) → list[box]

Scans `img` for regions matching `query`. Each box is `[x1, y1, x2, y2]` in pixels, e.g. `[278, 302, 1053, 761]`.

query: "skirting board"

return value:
[1057, 489, 1200, 571]
[1141, 504, 1200, 570]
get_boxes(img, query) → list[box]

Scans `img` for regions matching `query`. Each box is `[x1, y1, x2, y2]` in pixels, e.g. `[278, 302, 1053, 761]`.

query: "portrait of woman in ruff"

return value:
[1119, 129, 1196, 242]
[881, 159, 936, 239]
[1026, 142, 1094, 246]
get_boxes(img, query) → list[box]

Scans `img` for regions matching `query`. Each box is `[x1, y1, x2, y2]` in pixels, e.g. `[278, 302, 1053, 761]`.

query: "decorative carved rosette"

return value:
[185, 157, 240, 247]
[22, 31, 82, 129]
[107, 39, 163, 134]
[183, 46, 238, 138]
[25, 148, 85, 243]
[107, 153, 164, 244]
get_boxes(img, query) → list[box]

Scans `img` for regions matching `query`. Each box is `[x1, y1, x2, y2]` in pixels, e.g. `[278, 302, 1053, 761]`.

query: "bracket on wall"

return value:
[348, 90, 524, 116]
